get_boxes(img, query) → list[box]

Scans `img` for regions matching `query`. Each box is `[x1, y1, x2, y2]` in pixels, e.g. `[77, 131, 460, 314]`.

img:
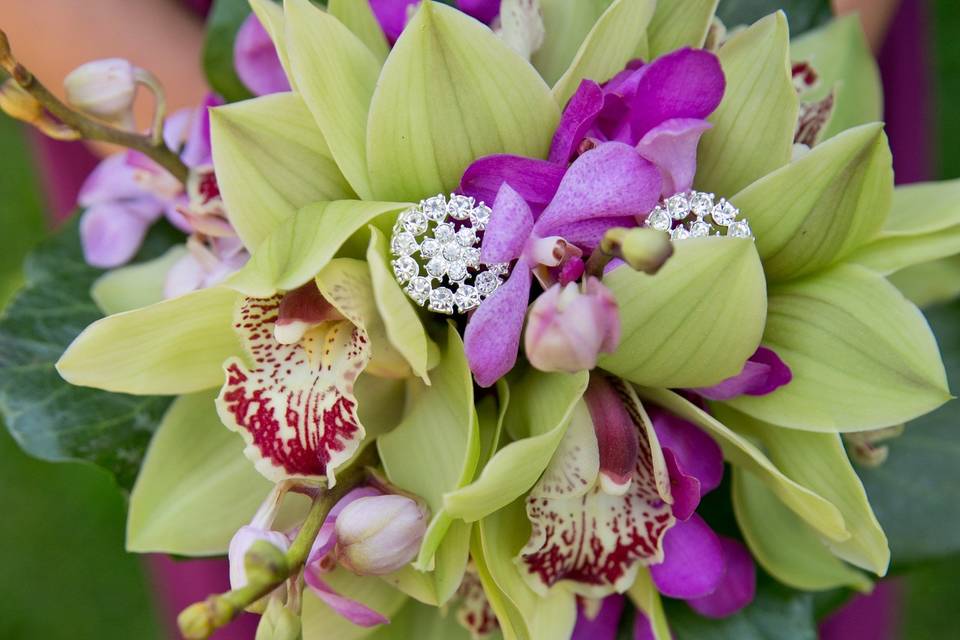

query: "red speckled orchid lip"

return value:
[217, 294, 370, 485]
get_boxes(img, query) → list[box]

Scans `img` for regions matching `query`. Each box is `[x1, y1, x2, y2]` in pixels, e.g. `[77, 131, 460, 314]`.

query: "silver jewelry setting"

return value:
[644, 191, 753, 241]
[390, 194, 509, 315]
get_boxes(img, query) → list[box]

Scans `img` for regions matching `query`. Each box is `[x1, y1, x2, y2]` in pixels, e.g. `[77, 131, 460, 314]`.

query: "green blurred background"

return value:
[0, 1, 958, 639]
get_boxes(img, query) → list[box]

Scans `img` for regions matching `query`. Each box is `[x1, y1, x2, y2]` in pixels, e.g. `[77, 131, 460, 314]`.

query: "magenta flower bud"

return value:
[334, 495, 428, 575]
[228, 525, 290, 590]
[64, 58, 138, 126]
[524, 277, 620, 373]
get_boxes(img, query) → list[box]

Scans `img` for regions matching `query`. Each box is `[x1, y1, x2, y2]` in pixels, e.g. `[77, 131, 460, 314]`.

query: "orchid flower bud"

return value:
[334, 494, 428, 575]
[255, 596, 302, 640]
[600, 227, 673, 275]
[0, 79, 42, 123]
[525, 277, 620, 373]
[64, 58, 138, 126]
[228, 525, 290, 590]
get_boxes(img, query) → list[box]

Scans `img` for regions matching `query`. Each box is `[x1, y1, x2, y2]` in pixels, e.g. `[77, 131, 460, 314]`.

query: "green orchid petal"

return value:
[432, 519, 473, 606]
[790, 15, 882, 140]
[301, 568, 407, 640]
[249, 0, 293, 87]
[226, 200, 408, 298]
[91, 246, 186, 315]
[126, 390, 304, 555]
[733, 123, 892, 282]
[470, 529, 529, 640]
[476, 498, 578, 640]
[716, 405, 889, 575]
[627, 569, 671, 640]
[366, 228, 435, 383]
[476, 384, 509, 467]
[599, 237, 766, 388]
[551, 0, 656, 105]
[644, 0, 718, 58]
[380, 565, 440, 607]
[889, 256, 960, 308]
[634, 387, 848, 541]
[285, 0, 380, 199]
[328, 0, 390, 63]
[444, 368, 588, 522]
[365, 599, 473, 640]
[366, 1, 560, 201]
[532, 0, 612, 85]
[210, 92, 355, 250]
[851, 178, 960, 275]
[378, 324, 479, 569]
[727, 265, 950, 431]
[57, 286, 240, 395]
[696, 12, 797, 197]
[732, 468, 872, 593]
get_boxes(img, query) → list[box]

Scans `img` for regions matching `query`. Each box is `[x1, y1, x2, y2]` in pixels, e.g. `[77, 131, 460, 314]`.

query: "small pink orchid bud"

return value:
[334, 495, 429, 575]
[228, 525, 290, 590]
[525, 277, 620, 373]
[64, 58, 137, 126]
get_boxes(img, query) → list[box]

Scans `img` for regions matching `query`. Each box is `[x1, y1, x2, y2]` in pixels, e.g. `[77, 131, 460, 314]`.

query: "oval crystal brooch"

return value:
[390, 194, 509, 315]
[644, 191, 754, 240]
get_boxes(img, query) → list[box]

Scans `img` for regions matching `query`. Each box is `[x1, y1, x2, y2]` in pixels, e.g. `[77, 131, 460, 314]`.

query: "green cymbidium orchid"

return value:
[52, 1, 955, 639]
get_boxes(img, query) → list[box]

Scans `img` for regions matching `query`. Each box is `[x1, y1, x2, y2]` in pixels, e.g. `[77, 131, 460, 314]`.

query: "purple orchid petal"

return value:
[181, 94, 222, 169]
[549, 80, 606, 164]
[687, 537, 757, 618]
[162, 107, 194, 154]
[303, 567, 390, 627]
[455, 0, 500, 23]
[164, 252, 208, 299]
[369, 0, 419, 44]
[79, 154, 157, 205]
[695, 347, 793, 401]
[547, 215, 638, 251]
[534, 142, 661, 236]
[652, 410, 723, 495]
[572, 595, 624, 640]
[649, 514, 725, 599]
[80, 202, 161, 268]
[164, 196, 194, 233]
[628, 48, 725, 140]
[584, 374, 640, 495]
[633, 609, 656, 640]
[464, 260, 532, 387]
[234, 13, 291, 97]
[481, 183, 535, 264]
[636, 118, 712, 197]
[663, 448, 701, 521]
[459, 154, 566, 214]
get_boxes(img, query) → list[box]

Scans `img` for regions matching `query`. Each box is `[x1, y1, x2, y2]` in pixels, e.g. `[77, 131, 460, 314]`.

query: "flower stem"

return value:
[0, 29, 188, 183]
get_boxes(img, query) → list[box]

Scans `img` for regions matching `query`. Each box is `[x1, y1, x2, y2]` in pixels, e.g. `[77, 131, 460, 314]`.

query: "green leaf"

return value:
[444, 368, 588, 522]
[663, 575, 818, 640]
[634, 387, 848, 541]
[732, 468, 872, 592]
[727, 265, 950, 432]
[717, 0, 832, 36]
[645, 0, 718, 58]
[858, 300, 960, 566]
[203, 0, 254, 103]
[551, 0, 656, 105]
[226, 200, 408, 298]
[301, 568, 407, 640]
[285, 0, 381, 199]
[532, 0, 612, 86]
[366, 1, 560, 201]
[91, 246, 186, 316]
[696, 12, 798, 197]
[328, 0, 390, 63]
[717, 406, 888, 575]
[733, 123, 892, 281]
[599, 237, 766, 388]
[790, 15, 882, 139]
[210, 92, 355, 250]
[0, 219, 177, 489]
[127, 390, 277, 554]
[378, 324, 479, 567]
[366, 228, 435, 383]
[850, 178, 960, 275]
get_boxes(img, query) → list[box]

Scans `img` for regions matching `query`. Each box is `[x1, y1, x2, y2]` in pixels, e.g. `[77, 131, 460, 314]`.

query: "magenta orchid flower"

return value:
[694, 346, 793, 401]
[370, 0, 500, 44]
[234, 13, 291, 97]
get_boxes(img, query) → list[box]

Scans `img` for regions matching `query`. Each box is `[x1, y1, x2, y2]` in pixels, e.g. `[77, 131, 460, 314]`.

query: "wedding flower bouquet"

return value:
[2, 0, 958, 638]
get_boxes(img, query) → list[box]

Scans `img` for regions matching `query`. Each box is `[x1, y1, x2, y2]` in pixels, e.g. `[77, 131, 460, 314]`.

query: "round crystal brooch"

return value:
[390, 194, 509, 315]
[644, 191, 754, 241]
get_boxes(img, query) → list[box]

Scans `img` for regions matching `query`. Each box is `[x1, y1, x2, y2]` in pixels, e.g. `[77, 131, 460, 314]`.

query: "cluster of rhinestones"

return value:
[390, 194, 510, 315]
[645, 191, 753, 241]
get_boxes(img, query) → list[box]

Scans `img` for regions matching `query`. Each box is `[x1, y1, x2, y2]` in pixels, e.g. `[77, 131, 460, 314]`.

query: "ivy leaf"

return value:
[0, 218, 181, 490]
[716, 0, 832, 36]
[203, 0, 255, 102]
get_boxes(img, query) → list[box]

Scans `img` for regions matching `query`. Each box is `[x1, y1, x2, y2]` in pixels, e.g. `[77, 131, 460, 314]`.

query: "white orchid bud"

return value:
[228, 525, 290, 590]
[64, 58, 137, 126]
[334, 495, 428, 575]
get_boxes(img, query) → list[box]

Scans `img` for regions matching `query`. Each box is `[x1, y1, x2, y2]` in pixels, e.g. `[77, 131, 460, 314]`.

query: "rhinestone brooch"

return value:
[390, 194, 510, 315]
[644, 191, 754, 241]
